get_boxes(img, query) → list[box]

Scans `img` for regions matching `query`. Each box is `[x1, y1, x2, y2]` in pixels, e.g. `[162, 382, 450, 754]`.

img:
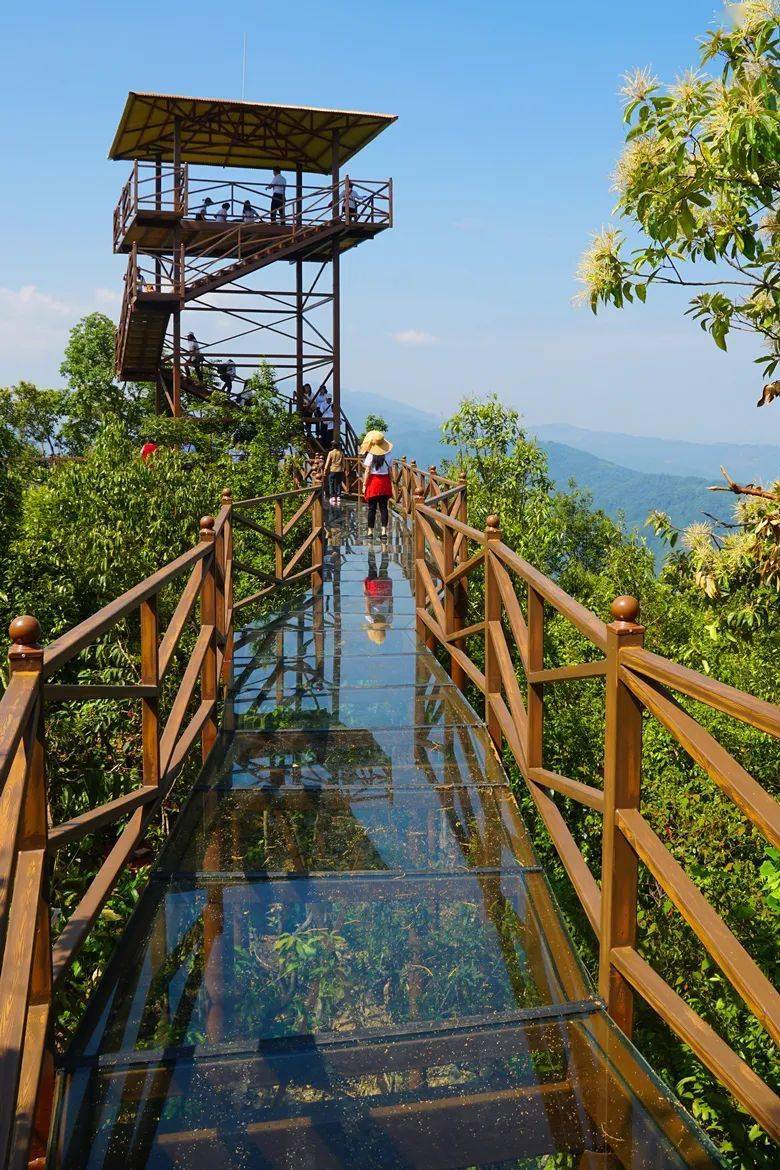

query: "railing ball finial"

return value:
[610, 594, 640, 625]
[221, 487, 233, 506]
[8, 615, 43, 672]
[200, 515, 216, 542]
[485, 513, 501, 540]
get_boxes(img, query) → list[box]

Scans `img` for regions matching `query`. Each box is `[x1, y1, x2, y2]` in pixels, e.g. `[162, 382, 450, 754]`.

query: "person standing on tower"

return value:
[267, 168, 287, 223]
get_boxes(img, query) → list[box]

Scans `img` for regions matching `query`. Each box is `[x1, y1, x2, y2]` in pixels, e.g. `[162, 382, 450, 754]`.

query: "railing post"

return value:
[428, 466, 437, 500]
[274, 498, 284, 583]
[220, 488, 234, 680]
[6, 615, 54, 1166]
[199, 517, 218, 763]
[139, 596, 160, 791]
[600, 594, 645, 1038]
[413, 488, 429, 647]
[483, 514, 502, 752]
[312, 472, 325, 594]
[527, 587, 544, 772]
[442, 519, 464, 689]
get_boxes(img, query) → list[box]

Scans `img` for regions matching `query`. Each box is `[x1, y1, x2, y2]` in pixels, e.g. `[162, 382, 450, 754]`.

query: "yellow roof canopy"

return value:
[109, 92, 397, 174]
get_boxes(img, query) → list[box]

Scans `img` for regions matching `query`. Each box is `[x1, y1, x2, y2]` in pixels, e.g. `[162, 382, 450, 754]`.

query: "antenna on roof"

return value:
[241, 33, 247, 100]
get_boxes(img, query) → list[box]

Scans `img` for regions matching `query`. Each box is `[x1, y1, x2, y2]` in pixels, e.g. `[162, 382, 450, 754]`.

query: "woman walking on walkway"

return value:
[360, 429, 393, 540]
[323, 441, 345, 506]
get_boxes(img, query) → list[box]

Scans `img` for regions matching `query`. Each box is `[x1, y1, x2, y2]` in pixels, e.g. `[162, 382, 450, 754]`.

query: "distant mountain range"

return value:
[533, 422, 780, 484]
[341, 390, 780, 556]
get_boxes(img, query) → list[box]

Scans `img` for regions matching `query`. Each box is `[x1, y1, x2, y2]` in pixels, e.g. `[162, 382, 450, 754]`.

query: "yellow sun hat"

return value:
[359, 430, 393, 456]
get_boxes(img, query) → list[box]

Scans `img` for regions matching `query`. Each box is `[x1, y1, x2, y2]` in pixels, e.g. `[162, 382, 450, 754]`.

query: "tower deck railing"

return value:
[114, 163, 392, 251]
[0, 460, 777, 1169]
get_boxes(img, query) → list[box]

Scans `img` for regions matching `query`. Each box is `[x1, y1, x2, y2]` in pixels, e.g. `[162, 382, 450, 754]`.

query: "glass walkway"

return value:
[54, 504, 720, 1169]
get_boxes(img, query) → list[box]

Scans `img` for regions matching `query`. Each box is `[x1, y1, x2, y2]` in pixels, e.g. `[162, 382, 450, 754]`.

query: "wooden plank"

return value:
[52, 809, 145, 988]
[444, 547, 483, 586]
[621, 667, 780, 849]
[232, 513, 278, 542]
[7, 1001, 49, 1170]
[233, 584, 277, 612]
[233, 558, 276, 583]
[443, 619, 484, 644]
[159, 625, 212, 775]
[415, 609, 486, 692]
[0, 674, 38, 792]
[493, 542, 608, 652]
[490, 695, 601, 935]
[416, 559, 447, 630]
[416, 512, 447, 580]
[0, 725, 35, 956]
[158, 561, 204, 678]
[488, 621, 528, 738]
[283, 527, 319, 579]
[528, 661, 606, 684]
[0, 849, 44, 1163]
[490, 555, 529, 669]
[233, 487, 311, 507]
[161, 700, 218, 793]
[617, 807, 780, 1047]
[44, 543, 208, 677]
[611, 945, 780, 1143]
[281, 491, 316, 536]
[47, 787, 158, 852]
[43, 684, 157, 701]
[528, 766, 605, 812]
[621, 645, 780, 739]
[599, 615, 644, 1037]
[415, 504, 484, 544]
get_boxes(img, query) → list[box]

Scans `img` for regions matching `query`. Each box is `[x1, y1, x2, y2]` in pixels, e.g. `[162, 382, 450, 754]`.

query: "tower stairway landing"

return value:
[53, 504, 719, 1170]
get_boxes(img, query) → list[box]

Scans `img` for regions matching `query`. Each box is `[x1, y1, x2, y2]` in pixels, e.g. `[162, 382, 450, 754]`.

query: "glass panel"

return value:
[203, 726, 507, 789]
[58, 1014, 719, 1170]
[230, 652, 450, 695]
[233, 684, 480, 732]
[234, 625, 419, 659]
[79, 872, 581, 1055]
[160, 786, 537, 875]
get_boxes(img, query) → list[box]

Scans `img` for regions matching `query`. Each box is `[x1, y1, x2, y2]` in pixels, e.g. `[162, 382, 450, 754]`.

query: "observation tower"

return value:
[110, 92, 396, 448]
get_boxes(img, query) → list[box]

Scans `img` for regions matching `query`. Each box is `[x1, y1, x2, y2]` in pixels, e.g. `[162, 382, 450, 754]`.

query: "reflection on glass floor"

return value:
[55, 504, 720, 1170]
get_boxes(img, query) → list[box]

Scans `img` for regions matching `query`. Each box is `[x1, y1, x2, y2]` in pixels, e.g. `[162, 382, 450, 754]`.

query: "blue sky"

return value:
[0, 0, 776, 445]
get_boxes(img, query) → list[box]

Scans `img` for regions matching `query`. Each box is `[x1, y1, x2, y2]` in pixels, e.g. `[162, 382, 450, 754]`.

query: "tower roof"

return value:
[109, 92, 397, 173]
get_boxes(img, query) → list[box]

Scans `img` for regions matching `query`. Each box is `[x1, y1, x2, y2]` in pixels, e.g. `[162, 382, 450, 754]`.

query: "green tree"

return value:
[59, 312, 154, 451]
[0, 381, 65, 457]
[363, 412, 388, 435]
[578, 2, 780, 404]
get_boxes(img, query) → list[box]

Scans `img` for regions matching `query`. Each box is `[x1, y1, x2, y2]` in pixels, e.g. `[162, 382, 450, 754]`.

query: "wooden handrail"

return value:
[395, 457, 780, 1139]
[0, 474, 326, 1168]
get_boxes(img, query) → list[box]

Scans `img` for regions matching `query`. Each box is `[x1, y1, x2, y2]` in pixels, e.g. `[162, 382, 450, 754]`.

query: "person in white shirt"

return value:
[360, 430, 394, 540]
[242, 200, 259, 222]
[320, 396, 335, 447]
[194, 197, 213, 220]
[214, 202, 230, 222]
[267, 168, 287, 223]
[185, 332, 204, 381]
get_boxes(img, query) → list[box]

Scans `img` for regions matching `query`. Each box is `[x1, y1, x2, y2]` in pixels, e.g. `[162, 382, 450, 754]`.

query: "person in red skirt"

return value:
[360, 430, 393, 540]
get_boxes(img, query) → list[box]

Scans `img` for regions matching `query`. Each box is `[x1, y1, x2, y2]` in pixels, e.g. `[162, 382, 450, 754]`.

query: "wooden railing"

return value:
[0, 481, 324, 1169]
[391, 456, 780, 1143]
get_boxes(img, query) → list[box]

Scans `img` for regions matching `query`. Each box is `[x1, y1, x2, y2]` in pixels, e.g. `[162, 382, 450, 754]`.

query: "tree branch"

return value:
[708, 466, 780, 502]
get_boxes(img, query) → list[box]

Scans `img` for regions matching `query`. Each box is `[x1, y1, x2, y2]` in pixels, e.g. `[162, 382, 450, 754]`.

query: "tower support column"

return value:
[295, 164, 304, 412]
[331, 131, 341, 440]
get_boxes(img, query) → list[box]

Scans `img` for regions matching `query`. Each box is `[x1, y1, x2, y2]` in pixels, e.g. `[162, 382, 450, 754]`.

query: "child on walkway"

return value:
[360, 430, 393, 540]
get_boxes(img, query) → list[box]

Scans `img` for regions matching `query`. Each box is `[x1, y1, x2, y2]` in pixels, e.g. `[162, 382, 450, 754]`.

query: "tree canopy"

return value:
[578, 2, 780, 405]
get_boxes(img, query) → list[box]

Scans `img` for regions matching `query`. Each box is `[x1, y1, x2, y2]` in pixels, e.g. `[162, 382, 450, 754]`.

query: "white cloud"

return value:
[391, 329, 440, 347]
[0, 285, 121, 385]
[94, 287, 121, 306]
